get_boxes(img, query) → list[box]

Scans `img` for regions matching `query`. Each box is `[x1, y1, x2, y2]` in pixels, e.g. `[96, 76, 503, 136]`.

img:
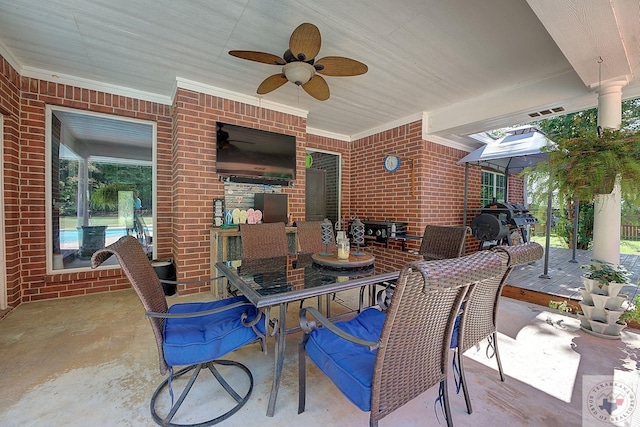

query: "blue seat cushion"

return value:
[450, 315, 460, 348]
[163, 295, 264, 367]
[305, 308, 386, 412]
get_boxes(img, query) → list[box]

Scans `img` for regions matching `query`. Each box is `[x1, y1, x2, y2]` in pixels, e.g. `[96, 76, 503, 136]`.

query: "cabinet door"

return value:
[305, 168, 326, 221]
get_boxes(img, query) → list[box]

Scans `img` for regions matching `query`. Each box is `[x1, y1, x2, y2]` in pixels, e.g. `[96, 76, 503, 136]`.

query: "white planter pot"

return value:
[591, 294, 609, 310]
[605, 309, 625, 324]
[580, 302, 606, 323]
[607, 281, 626, 298]
[605, 321, 626, 336]
[605, 295, 628, 311]
[582, 276, 607, 295]
[579, 288, 593, 305]
[589, 319, 609, 334]
[576, 312, 591, 329]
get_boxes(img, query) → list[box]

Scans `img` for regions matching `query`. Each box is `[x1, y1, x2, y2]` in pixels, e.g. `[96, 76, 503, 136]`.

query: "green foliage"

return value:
[621, 295, 640, 324]
[548, 300, 571, 313]
[90, 182, 136, 211]
[537, 128, 640, 204]
[581, 260, 632, 285]
[524, 99, 640, 249]
[556, 202, 593, 250]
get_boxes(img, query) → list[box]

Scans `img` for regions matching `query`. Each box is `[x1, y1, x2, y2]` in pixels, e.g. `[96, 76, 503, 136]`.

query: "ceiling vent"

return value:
[528, 106, 565, 118]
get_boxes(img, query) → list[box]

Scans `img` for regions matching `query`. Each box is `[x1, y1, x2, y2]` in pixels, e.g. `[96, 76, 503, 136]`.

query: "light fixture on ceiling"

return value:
[283, 62, 315, 85]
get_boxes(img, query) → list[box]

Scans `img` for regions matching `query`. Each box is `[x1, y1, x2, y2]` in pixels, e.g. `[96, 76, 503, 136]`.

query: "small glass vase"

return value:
[337, 238, 350, 259]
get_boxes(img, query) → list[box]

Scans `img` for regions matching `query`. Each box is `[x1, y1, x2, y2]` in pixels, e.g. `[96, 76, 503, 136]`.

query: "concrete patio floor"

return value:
[1, 283, 639, 427]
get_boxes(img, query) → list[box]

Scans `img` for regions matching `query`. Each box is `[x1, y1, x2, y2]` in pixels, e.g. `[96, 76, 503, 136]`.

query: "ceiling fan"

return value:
[229, 23, 368, 101]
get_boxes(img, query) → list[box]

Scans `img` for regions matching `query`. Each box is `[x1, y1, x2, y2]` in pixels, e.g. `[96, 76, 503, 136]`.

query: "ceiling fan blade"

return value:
[302, 75, 330, 101]
[257, 74, 288, 95]
[289, 23, 321, 61]
[229, 50, 285, 65]
[315, 56, 368, 76]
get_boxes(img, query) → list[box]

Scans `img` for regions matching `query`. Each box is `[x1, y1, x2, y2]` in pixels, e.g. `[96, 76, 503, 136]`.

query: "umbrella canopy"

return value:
[457, 126, 552, 173]
[458, 125, 556, 278]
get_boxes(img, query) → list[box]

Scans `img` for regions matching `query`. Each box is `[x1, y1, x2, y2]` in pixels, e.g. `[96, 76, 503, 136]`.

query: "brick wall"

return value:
[0, 56, 21, 307]
[0, 52, 524, 307]
[0, 59, 173, 305]
[171, 89, 307, 295]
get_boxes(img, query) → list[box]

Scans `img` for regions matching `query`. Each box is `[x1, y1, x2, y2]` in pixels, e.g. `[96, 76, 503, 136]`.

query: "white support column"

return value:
[591, 79, 627, 265]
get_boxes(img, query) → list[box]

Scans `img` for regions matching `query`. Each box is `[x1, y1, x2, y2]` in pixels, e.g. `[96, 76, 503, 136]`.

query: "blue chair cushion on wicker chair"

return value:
[450, 315, 461, 348]
[304, 307, 386, 411]
[164, 296, 265, 367]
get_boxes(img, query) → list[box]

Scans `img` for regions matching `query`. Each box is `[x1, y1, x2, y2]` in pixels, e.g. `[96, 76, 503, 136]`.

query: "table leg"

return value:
[266, 303, 287, 417]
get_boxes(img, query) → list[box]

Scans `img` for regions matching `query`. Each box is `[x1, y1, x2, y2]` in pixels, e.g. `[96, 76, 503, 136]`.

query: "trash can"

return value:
[151, 258, 176, 296]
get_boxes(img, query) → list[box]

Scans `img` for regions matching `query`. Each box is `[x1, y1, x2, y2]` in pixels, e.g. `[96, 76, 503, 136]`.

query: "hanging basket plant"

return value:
[90, 183, 136, 211]
[537, 128, 640, 203]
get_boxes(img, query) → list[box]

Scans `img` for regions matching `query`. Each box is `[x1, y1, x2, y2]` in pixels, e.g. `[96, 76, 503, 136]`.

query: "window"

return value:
[46, 107, 155, 272]
[481, 171, 505, 206]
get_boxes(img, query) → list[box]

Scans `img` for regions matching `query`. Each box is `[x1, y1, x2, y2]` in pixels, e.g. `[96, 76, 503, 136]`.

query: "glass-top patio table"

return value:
[215, 252, 399, 417]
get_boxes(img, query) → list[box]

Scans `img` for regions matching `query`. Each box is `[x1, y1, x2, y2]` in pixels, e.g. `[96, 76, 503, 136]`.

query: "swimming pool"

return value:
[59, 227, 128, 246]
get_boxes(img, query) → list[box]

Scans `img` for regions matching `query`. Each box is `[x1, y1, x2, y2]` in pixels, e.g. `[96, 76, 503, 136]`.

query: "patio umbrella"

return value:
[457, 126, 556, 277]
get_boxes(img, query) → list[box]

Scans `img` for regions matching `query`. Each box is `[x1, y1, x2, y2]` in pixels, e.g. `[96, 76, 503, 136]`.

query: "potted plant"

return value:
[580, 260, 631, 296]
[578, 260, 633, 338]
[537, 128, 640, 204]
[621, 295, 640, 328]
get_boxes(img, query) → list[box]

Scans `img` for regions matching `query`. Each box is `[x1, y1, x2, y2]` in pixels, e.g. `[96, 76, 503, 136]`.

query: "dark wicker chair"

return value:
[451, 242, 544, 414]
[298, 250, 508, 427]
[240, 222, 288, 259]
[91, 236, 266, 427]
[372, 225, 470, 311]
[419, 224, 468, 260]
[296, 220, 336, 308]
[296, 220, 334, 254]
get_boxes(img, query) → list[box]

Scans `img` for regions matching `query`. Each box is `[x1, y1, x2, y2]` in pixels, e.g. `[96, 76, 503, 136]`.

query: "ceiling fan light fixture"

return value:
[283, 62, 315, 85]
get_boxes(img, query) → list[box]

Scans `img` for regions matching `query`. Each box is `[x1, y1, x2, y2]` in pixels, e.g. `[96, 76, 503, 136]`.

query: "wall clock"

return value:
[383, 155, 401, 173]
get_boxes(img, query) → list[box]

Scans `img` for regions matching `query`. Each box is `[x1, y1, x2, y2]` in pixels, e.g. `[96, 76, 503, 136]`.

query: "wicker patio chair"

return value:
[240, 222, 289, 259]
[91, 235, 266, 427]
[372, 225, 470, 311]
[296, 220, 334, 254]
[298, 250, 507, 427]
[296, 220, 337, 308]
[419, 224, 468, 260]
[451, 242, 543, 414]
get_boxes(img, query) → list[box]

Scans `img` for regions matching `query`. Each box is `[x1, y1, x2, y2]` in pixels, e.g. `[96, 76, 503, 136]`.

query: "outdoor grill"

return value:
[470, 201, 538, 249]
[361, 220, 408, 246]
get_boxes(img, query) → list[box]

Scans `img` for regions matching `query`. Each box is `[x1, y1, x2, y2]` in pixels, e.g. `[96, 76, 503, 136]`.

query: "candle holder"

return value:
[321, 218, 334, 256]
[351, 218, 366, 256]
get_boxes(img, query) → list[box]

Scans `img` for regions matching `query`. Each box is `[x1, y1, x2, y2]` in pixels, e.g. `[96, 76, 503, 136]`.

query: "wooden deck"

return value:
[503, 246, 640, 311]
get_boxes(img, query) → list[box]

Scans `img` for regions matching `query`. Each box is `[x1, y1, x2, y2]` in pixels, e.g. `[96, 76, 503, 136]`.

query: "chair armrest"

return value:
[146, 301, 256, 319]
[299, 307, 380, 351]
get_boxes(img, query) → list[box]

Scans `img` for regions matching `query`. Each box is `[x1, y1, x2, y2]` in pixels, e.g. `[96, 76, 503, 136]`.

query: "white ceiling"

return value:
[1, 0, 639, 150]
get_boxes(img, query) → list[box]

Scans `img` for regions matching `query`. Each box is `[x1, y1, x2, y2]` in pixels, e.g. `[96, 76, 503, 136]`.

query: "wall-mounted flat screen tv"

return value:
[216, 122, 296, 184]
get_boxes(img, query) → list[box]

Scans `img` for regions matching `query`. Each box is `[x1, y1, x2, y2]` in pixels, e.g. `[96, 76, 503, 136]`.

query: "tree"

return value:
[527, 98, 640, 248]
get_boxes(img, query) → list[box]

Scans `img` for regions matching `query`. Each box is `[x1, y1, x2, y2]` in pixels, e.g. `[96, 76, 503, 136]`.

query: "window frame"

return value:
[481, 170, 506, 206]
[45, 105, 157, 274]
